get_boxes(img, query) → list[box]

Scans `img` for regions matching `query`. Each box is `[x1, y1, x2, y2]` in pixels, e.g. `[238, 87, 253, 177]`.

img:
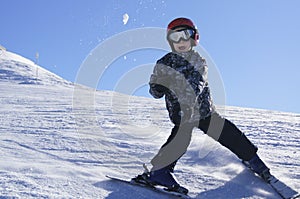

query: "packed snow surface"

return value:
[0, 51, 299, 198]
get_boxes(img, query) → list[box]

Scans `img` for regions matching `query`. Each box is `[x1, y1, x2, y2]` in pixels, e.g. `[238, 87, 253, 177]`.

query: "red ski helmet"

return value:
[167, 17, 199, 47]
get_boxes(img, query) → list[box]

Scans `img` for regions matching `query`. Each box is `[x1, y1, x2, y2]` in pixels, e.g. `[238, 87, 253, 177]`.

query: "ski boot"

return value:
[132, 164, 188, 195]
[243, 154, 272, 182]
[131, 172, 154, 186]
[148, 165, 188, 194]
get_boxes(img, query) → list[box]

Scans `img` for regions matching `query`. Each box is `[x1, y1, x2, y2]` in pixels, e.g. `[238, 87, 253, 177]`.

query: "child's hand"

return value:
[149, 83, 168, 99]
[153, 84, 168, 93]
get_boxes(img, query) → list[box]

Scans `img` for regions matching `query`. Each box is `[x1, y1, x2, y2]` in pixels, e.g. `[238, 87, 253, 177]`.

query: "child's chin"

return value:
[177, 49, 189, 53]
[175, 46, 190, 52]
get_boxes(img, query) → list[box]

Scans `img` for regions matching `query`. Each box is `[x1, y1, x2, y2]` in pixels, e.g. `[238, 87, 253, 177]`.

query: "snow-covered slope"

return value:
[0, 51, 299, 198]
[0, 51, 72, 86]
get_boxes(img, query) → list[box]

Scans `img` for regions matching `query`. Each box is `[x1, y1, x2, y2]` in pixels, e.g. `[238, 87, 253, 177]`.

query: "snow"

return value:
[123, 13, 129, 25]
[0, 51, 72, 86]
[0, 51, 299, 198]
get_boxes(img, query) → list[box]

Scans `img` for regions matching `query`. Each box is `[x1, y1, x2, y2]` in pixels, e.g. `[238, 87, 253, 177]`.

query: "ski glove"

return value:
[149, 83, 168, 99]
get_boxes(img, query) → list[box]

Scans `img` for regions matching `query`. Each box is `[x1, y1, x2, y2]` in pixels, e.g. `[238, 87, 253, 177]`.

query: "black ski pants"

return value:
[150, 112, 258, 171]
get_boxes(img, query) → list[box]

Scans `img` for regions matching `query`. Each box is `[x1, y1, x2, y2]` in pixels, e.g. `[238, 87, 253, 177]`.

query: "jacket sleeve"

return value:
[149, 61, 170, 99]
[198, 56, 208, 83]
[197, 57, 214, 116]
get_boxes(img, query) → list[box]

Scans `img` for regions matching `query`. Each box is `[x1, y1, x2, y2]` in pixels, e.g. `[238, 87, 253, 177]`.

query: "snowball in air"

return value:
[123, 13, 129, 25]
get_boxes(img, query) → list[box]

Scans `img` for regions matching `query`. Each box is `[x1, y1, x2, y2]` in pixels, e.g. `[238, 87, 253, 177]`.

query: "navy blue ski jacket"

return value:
[149, 50, 215, 125]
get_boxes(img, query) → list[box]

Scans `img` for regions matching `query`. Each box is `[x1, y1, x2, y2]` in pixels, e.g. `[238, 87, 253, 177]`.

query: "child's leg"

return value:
[198, 112, 257, 161]
[144, 123, 194, 190]
[198, 113, 271, 181]
[150, 123, 194, 171]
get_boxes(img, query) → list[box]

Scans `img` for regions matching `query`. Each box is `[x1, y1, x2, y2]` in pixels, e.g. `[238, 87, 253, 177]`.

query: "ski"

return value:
[106, 175, 191, 198]
[268, 176, 299, 199]
[243, 162, 299, 199]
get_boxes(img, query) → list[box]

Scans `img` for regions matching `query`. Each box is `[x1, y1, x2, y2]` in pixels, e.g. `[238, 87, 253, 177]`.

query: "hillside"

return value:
[0, 51, 299, 198]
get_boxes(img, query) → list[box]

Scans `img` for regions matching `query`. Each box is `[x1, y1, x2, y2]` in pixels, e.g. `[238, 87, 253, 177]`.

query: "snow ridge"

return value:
[0, 51, 72, 86]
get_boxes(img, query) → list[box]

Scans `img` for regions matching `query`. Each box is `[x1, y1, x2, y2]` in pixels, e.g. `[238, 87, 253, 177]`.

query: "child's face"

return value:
[170, 27, 193, 53]
[173, 39, 192, 53]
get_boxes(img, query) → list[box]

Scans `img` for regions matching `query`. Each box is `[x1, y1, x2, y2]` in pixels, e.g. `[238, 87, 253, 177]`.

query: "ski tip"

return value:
[292, 193, 300, 199]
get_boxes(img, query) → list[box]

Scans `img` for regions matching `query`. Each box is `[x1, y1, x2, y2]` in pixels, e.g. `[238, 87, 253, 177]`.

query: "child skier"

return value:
[132, 17, 271, 194]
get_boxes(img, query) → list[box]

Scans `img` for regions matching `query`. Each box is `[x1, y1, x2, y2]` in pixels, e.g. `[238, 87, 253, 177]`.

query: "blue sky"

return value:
[1, 0, 300, 114]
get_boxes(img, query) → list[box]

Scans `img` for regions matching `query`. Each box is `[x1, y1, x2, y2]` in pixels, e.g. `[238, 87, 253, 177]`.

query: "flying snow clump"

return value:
[123, 13, 129, 25]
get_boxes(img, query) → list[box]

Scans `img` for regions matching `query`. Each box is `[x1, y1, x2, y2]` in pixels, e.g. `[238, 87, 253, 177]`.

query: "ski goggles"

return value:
[168, 29, 195, 43]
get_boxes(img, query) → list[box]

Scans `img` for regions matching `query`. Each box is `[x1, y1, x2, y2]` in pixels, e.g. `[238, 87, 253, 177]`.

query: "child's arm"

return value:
[149, 62, 170, 99]
[196, 56, 208, 83]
